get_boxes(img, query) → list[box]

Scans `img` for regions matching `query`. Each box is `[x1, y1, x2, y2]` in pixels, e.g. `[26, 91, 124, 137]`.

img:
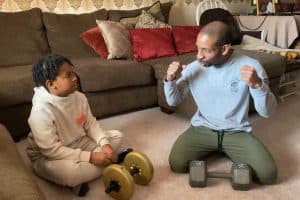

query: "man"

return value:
[164, 21, 277, 185]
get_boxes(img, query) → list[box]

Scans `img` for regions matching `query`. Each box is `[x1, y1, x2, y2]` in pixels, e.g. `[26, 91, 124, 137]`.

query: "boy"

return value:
[27, 54, 123, 196]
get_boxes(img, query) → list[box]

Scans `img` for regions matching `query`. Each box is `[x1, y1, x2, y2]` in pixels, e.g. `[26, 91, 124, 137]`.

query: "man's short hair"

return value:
[200, 21, 232, 46]
[199, 8, 242, 45]
[32, 54, 73, 88]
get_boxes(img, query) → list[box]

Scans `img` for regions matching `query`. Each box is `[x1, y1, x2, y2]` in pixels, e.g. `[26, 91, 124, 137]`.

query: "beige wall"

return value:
[0, 0, 255, 14]
[0, 0, 171, 13]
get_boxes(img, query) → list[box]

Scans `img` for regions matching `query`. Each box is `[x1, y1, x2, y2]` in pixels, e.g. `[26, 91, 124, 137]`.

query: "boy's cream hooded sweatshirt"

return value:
[27, 87, 109, 162]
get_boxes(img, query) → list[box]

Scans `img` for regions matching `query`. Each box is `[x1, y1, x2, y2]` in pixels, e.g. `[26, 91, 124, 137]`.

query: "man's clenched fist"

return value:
[166, 61, 186, 81]
[240, 65, 262, 89]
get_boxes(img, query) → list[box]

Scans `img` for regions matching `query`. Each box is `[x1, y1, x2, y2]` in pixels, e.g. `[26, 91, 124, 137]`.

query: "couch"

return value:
[0, 2, 286, 141]
[0, 123, 45, 200]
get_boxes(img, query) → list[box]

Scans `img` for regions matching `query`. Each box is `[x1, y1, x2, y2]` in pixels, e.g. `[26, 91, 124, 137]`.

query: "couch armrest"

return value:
[0, 124, 45, 200]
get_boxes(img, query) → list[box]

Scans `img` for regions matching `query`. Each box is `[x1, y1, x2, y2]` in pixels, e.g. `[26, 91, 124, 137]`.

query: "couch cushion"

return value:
[144, 52, 196, 79]
[0, 65, 34, 107]
[0, 8, 49, 67]
[43, 9, 108, 59]
[236, 49, 286, 79]
[108, 1, 173, 23]
[72, 58, 155, 93]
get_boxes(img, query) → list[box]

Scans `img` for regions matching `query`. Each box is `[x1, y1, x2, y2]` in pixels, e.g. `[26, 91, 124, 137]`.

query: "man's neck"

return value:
[215, 48, 234, 67]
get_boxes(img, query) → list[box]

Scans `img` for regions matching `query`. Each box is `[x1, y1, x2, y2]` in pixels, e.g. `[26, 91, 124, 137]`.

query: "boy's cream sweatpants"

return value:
[32, 130, 123, 187]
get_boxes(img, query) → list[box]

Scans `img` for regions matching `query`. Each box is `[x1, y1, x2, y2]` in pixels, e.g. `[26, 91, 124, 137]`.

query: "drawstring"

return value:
[213, 130, 225, 151]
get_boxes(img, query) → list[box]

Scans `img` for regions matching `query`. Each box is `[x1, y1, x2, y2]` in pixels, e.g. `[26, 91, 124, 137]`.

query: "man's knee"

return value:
[168, 153, 188, 173]
[254, 163, 278, 185]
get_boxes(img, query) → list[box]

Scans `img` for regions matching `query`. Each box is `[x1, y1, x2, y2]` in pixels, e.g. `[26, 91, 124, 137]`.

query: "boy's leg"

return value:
[169, 126, 218, 173]
[33, 157, 102, 187]
[222, 132, 277, 184]
[33, 136, 100, 187]
[32, 131, 122, 187]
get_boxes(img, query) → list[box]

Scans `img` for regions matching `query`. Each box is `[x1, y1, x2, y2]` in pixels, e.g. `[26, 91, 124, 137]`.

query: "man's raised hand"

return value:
[240, 65, 262, 89]
[166, 61, 186, 81]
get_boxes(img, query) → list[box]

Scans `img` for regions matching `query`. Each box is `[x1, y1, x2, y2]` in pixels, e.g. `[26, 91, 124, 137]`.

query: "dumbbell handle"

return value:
[207, 172, 231, 179]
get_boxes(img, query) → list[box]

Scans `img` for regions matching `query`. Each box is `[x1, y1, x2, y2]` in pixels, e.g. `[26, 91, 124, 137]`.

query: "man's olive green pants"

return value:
[169, 126, 277, 184]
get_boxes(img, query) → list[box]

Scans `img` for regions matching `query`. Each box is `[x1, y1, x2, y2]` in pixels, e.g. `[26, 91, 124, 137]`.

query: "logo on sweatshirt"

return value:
[230, 78, 239, 93]
[76, 113, 86, 127]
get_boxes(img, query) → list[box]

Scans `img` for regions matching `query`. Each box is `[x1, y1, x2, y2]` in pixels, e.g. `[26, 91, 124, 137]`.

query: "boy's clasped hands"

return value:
[89, 144, 118, 167]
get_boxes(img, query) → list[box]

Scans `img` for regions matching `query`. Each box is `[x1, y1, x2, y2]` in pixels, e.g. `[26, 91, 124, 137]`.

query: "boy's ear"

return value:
[45, 80, 55, 90]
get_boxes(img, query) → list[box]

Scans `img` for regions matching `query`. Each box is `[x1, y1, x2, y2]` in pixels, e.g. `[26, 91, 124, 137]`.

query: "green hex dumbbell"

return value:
[189, 160, 252, 191]
[103, 148, 154, 200]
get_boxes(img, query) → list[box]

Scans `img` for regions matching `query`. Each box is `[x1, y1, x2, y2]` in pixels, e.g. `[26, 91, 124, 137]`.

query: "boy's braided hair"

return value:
[32, 54, 73, 88]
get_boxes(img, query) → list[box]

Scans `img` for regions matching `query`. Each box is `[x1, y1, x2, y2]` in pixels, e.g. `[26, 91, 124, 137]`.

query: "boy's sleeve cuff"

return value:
[80, 151, 91, 162]
[99, 138, 110, 147]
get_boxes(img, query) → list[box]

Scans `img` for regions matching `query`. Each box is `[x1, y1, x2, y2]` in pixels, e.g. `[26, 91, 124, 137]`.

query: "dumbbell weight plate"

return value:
[231, 163, 251, 191]
[189, 160, 207, 187]
[103, 164, 135, 200]
[123, 151, 154, 185]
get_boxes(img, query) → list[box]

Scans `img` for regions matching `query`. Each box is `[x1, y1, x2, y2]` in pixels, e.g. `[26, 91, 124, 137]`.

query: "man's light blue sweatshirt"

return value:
[164, 51, 277, 132]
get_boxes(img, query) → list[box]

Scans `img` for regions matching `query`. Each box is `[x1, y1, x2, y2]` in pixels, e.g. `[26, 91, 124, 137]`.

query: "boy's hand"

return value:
[102, 144, 118, 163]
[89, 151, 112, 167]
[240, 65, 262, 89]
[166, 62, 186, 81]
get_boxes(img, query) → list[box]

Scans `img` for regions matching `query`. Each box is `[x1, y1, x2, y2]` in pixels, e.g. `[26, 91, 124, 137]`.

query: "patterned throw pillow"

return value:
[120, 1, 165, 28]
[135, 10, 171, 29]
[96, 20, 132, 59]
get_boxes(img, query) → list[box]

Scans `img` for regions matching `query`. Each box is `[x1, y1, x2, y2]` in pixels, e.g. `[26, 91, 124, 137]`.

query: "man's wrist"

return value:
[252, 79, 263, 89]
[164, 75, 175, 82]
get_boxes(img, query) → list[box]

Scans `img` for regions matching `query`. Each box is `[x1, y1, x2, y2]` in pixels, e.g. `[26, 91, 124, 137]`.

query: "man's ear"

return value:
[221, 44, 231, 55]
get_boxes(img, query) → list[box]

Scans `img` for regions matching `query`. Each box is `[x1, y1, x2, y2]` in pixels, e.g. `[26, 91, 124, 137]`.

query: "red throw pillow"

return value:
[172, 26, 201, 54]
[80, 27, 108, 58]
[129, 28, 176, 61]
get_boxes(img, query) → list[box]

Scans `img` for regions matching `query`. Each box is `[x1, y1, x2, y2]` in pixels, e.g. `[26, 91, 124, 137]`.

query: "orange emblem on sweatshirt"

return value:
[76, 113, 86, 127]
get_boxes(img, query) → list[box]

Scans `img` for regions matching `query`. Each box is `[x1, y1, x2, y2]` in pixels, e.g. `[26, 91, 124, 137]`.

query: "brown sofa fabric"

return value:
[42, 9, 108, 59]
[73, 58, 155, 93]
[0, 104, 32, 140]
[237, 49, 286, 79]
[87, 85, 157, 118]
[0, 8, 49, 67]
[0, 124, 45, 200]
[108, 1, 173, 23]
[0, 65, 33, 107]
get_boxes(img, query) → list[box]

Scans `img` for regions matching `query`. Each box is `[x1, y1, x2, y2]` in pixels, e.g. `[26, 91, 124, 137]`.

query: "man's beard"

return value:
[198, 60, 212, 67]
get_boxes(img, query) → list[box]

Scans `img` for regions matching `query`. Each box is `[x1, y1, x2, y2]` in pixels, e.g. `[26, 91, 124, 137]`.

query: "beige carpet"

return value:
[16, 92, 300, 200]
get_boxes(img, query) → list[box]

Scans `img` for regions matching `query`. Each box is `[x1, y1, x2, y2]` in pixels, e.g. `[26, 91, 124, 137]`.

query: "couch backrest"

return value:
[108, 1, 173, 23]
[0, 8, 49, 67]
[42, 9, 108, 59]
